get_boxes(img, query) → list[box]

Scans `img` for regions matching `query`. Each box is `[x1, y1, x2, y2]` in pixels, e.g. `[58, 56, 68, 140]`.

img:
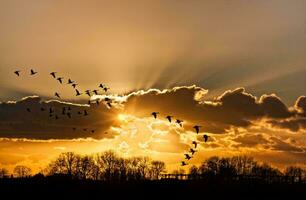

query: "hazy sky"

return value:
[0, 0, 305, 104]
[0, 0, 306, 173]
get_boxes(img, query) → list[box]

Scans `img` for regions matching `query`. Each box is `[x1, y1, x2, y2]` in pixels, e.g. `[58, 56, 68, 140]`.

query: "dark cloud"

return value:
[0, 86, 305, 140]
[0, 96, 120, 140]
[124, 86, 302, 133]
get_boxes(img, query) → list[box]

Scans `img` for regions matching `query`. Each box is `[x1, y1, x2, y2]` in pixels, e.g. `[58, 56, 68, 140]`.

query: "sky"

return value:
[0, 0, 306, 173]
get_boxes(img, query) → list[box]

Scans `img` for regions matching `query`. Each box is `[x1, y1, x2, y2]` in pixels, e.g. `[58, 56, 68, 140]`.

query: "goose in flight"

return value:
[151, 112, 159, 119]
[181, 161, 188, 166]
[184, 154, 192, 160]
[84, 110, 88, 116]
[192, 141, 197, 149]
[14, 70, 21, 76]
[75, 89, 82, 96]
[30, 69, 37, 75]
[50, 72, 57, 78]
[166, 115, 173, 123]
[55, 92, 61, 98]
[203, 135, 209, 143]
[190, 148, 196, 155]
[103, 87, 109, 92]
[67, 79, 74, 84]
[99, 83, 104, 88]
[57, 77, 64, 84]
[85, 90, 91, 97]
[92, 90, 99, 95]
[72, 83, 78, 88]
[176, 119, 183, 127]
[193, 125, 201, 134]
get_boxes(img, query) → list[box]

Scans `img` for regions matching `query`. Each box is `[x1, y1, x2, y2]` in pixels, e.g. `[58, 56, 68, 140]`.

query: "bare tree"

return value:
[150, 160, 166, 180]
[284, 166, 304, 182]
[14, 165, 31, 178]
[0, 168, 9, 178]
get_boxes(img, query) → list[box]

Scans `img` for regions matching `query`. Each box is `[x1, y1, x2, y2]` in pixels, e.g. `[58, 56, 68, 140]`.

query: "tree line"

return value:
[0, 151, 305, 183]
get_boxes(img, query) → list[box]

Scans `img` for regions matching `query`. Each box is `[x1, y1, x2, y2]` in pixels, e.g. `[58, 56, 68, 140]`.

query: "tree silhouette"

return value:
[150, 160, 166, 180]
[13, 165, 31, 178]
[0, 168, 9, 178]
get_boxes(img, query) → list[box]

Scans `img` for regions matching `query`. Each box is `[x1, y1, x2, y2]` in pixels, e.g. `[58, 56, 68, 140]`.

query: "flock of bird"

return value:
[151, 112, 209, 166]
[13, 68, 209, 167]
[14, 69, 111, 134]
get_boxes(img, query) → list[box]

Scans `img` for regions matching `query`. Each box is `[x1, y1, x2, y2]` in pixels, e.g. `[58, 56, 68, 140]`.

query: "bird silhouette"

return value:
[14, 70, 20, 76]
[96, 99, 100, 105]
[50, 72, 57, 78]
[193, 125, 201, 134]
[166, 115, 173, 123]
[104, 97, 110, 101]
[55, 92, 61, 98]
[203, 134, 209, 142]
[91, 130, 95, 133]
[103, 87, 109, 92]
[67, 79, 74, 84]
[30, 69, 37, 75]
[72, 83, 78, 88]
[85, 90, 91, 97]
[92, 90, 99, 95]
[99, 83, 104, 88]
[84, 110, 88, 116]
[184, 154, 192, 160]
[57, 77, 64, 84]
[107, 102, 112, 108]
[151, 112, 159, 119]
[192, 141, 197, 149]
[75, 89, 82, 96]
[181, 161, 188, 166]
[190, 148, 196, 155]
[176, 119, 183, 127]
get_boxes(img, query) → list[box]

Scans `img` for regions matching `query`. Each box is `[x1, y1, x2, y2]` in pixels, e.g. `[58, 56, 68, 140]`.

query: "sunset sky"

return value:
[0, 0, 306, 173]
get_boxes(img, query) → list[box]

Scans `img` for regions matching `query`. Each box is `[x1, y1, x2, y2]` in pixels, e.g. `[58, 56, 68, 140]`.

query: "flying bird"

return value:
[57, 77, 64, 84]
[176, 119, 183, 127]
[85, 90, 91, 97]
[96, 99, 100, 105]
[151, 112, 159, 119]
[67, 79, 74, 84]
[92, 90, 99, 95]
[55, 92, 61, 98]
[98, 83, 104, 88]
[192, 141, 198, 149]
[91, 130, 95, 133]
[203, 135, 209, 143]
[103, 87, 109, 92]
[166, 115, 173, 123]
[50, 72, 57, 78]
[30, 69, 37, 75]
[193, 125, 201, 134]
[181, 161, 188, 166]
[190, 148, 196, 155]
[84, 110, 88, 116]
[75, 89, 82, 96]
[14, 70, 21, 76]
[107, 102, 112, 108]
[72, 83, 78, 88]
[184, 154, 192, 160]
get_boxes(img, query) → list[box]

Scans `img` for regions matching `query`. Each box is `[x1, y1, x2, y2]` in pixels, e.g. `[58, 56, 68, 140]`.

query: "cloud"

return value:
[0, 96, 121, 139]
[0, 86, 305, 141]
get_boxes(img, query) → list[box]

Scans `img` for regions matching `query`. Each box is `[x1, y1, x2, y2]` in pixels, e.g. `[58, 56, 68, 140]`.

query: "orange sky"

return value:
[0, 0, 306, 174]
